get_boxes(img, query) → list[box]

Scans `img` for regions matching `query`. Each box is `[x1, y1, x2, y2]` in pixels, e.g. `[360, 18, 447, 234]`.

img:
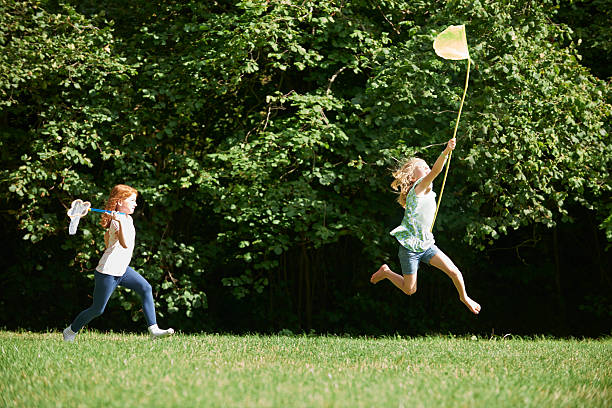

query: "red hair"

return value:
[100, 184, 138, 228]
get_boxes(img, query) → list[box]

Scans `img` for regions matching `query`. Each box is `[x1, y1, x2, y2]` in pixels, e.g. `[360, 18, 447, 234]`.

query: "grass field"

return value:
[0, 331, 610, 407]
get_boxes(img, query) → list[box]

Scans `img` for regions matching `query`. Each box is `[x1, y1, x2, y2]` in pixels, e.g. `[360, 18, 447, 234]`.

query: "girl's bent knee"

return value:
[90, 307, 106, 317]
[143, 282, 152, 293]
[135, 281, 152, 294]
[404, 286, 417, 296]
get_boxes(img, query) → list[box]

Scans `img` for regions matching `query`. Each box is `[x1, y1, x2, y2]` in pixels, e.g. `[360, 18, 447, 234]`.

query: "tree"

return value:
[2, 0, 610, 334]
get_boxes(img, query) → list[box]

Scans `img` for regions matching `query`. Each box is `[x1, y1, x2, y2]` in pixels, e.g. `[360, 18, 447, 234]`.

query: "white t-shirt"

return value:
[95, 215, 136, 276]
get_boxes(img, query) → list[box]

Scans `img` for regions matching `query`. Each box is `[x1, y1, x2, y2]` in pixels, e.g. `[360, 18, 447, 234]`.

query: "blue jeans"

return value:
[70, 267, 156, 332]
[398, 244, 440, 275]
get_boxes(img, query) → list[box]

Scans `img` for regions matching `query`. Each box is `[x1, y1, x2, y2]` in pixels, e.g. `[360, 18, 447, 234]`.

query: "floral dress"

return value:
[390, 177, 436, 252]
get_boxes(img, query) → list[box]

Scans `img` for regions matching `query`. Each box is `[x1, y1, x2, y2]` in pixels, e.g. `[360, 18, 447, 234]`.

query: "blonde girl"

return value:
[370, 138, 481, 314]
[63, 184, 174, 341]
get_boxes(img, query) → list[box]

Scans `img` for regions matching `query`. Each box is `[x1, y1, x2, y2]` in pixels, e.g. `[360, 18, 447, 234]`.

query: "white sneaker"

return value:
[63, 326, 77, 342]
[148, 324, 175, 339]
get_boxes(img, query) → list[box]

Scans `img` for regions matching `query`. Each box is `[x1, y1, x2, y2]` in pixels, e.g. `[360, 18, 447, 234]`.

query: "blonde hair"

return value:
[100, 184, 138, 228]
[391, 158, 424, 208]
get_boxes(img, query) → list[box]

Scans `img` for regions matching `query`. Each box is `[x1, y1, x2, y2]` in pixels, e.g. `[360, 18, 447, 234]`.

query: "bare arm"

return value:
[111, 212, 128, 249]
[414, 138, 455, 196]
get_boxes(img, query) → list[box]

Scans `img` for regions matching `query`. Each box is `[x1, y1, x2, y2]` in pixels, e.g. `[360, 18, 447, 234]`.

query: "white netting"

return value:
[67, 199, 91, 235]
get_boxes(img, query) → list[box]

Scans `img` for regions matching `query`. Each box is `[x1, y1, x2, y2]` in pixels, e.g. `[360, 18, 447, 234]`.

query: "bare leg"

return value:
[370, 264, 417, 295]
[429, 252, 481, 314]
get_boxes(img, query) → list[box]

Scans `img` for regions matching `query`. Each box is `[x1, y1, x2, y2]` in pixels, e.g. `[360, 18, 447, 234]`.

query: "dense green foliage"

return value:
[1, 0, 610, 335]
[557, 0, 612, 80]
[1, 331, 611, 407]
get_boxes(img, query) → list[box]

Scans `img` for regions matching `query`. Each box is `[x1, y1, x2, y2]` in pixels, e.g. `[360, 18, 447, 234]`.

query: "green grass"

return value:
[0, 331, 610, 407]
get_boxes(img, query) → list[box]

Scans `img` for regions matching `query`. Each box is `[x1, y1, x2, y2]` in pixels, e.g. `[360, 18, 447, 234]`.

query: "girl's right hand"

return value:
[110, 211, 123, 222]
[446, 138, 456, 152]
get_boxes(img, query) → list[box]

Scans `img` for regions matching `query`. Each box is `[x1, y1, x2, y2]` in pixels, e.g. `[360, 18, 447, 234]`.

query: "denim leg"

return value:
[398, 246, 420, 275]
[421, 244, 440, 265]
[70, 272, 119, 332]
[119, 266, 157, 326]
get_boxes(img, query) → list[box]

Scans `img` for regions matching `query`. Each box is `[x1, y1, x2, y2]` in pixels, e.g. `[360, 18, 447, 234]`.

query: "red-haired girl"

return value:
[63, 184, 174, 341]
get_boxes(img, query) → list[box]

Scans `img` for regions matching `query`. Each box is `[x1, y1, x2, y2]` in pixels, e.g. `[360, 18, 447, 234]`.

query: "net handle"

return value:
[430, 58, 471, 232]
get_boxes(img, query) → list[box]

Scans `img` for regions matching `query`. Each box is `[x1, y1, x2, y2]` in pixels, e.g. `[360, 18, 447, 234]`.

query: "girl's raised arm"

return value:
[414, 138, 455, 196]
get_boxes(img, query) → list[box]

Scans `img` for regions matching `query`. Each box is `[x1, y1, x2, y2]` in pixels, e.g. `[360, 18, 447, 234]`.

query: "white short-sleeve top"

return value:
[95, 216, 136, 276]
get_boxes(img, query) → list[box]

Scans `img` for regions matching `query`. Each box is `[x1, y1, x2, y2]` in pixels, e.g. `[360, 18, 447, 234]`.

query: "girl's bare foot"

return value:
[370, 264, 390, 284]
[461, 297, 481, 314]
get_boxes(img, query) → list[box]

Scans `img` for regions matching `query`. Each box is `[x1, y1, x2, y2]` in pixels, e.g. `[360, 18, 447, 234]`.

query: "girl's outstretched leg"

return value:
[64, 272, 119, 342]
[370, 264, 417, 295]
[120, 267, 174, 338]
[429, 252, 481, 314]
[119, 267, 156, 326]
